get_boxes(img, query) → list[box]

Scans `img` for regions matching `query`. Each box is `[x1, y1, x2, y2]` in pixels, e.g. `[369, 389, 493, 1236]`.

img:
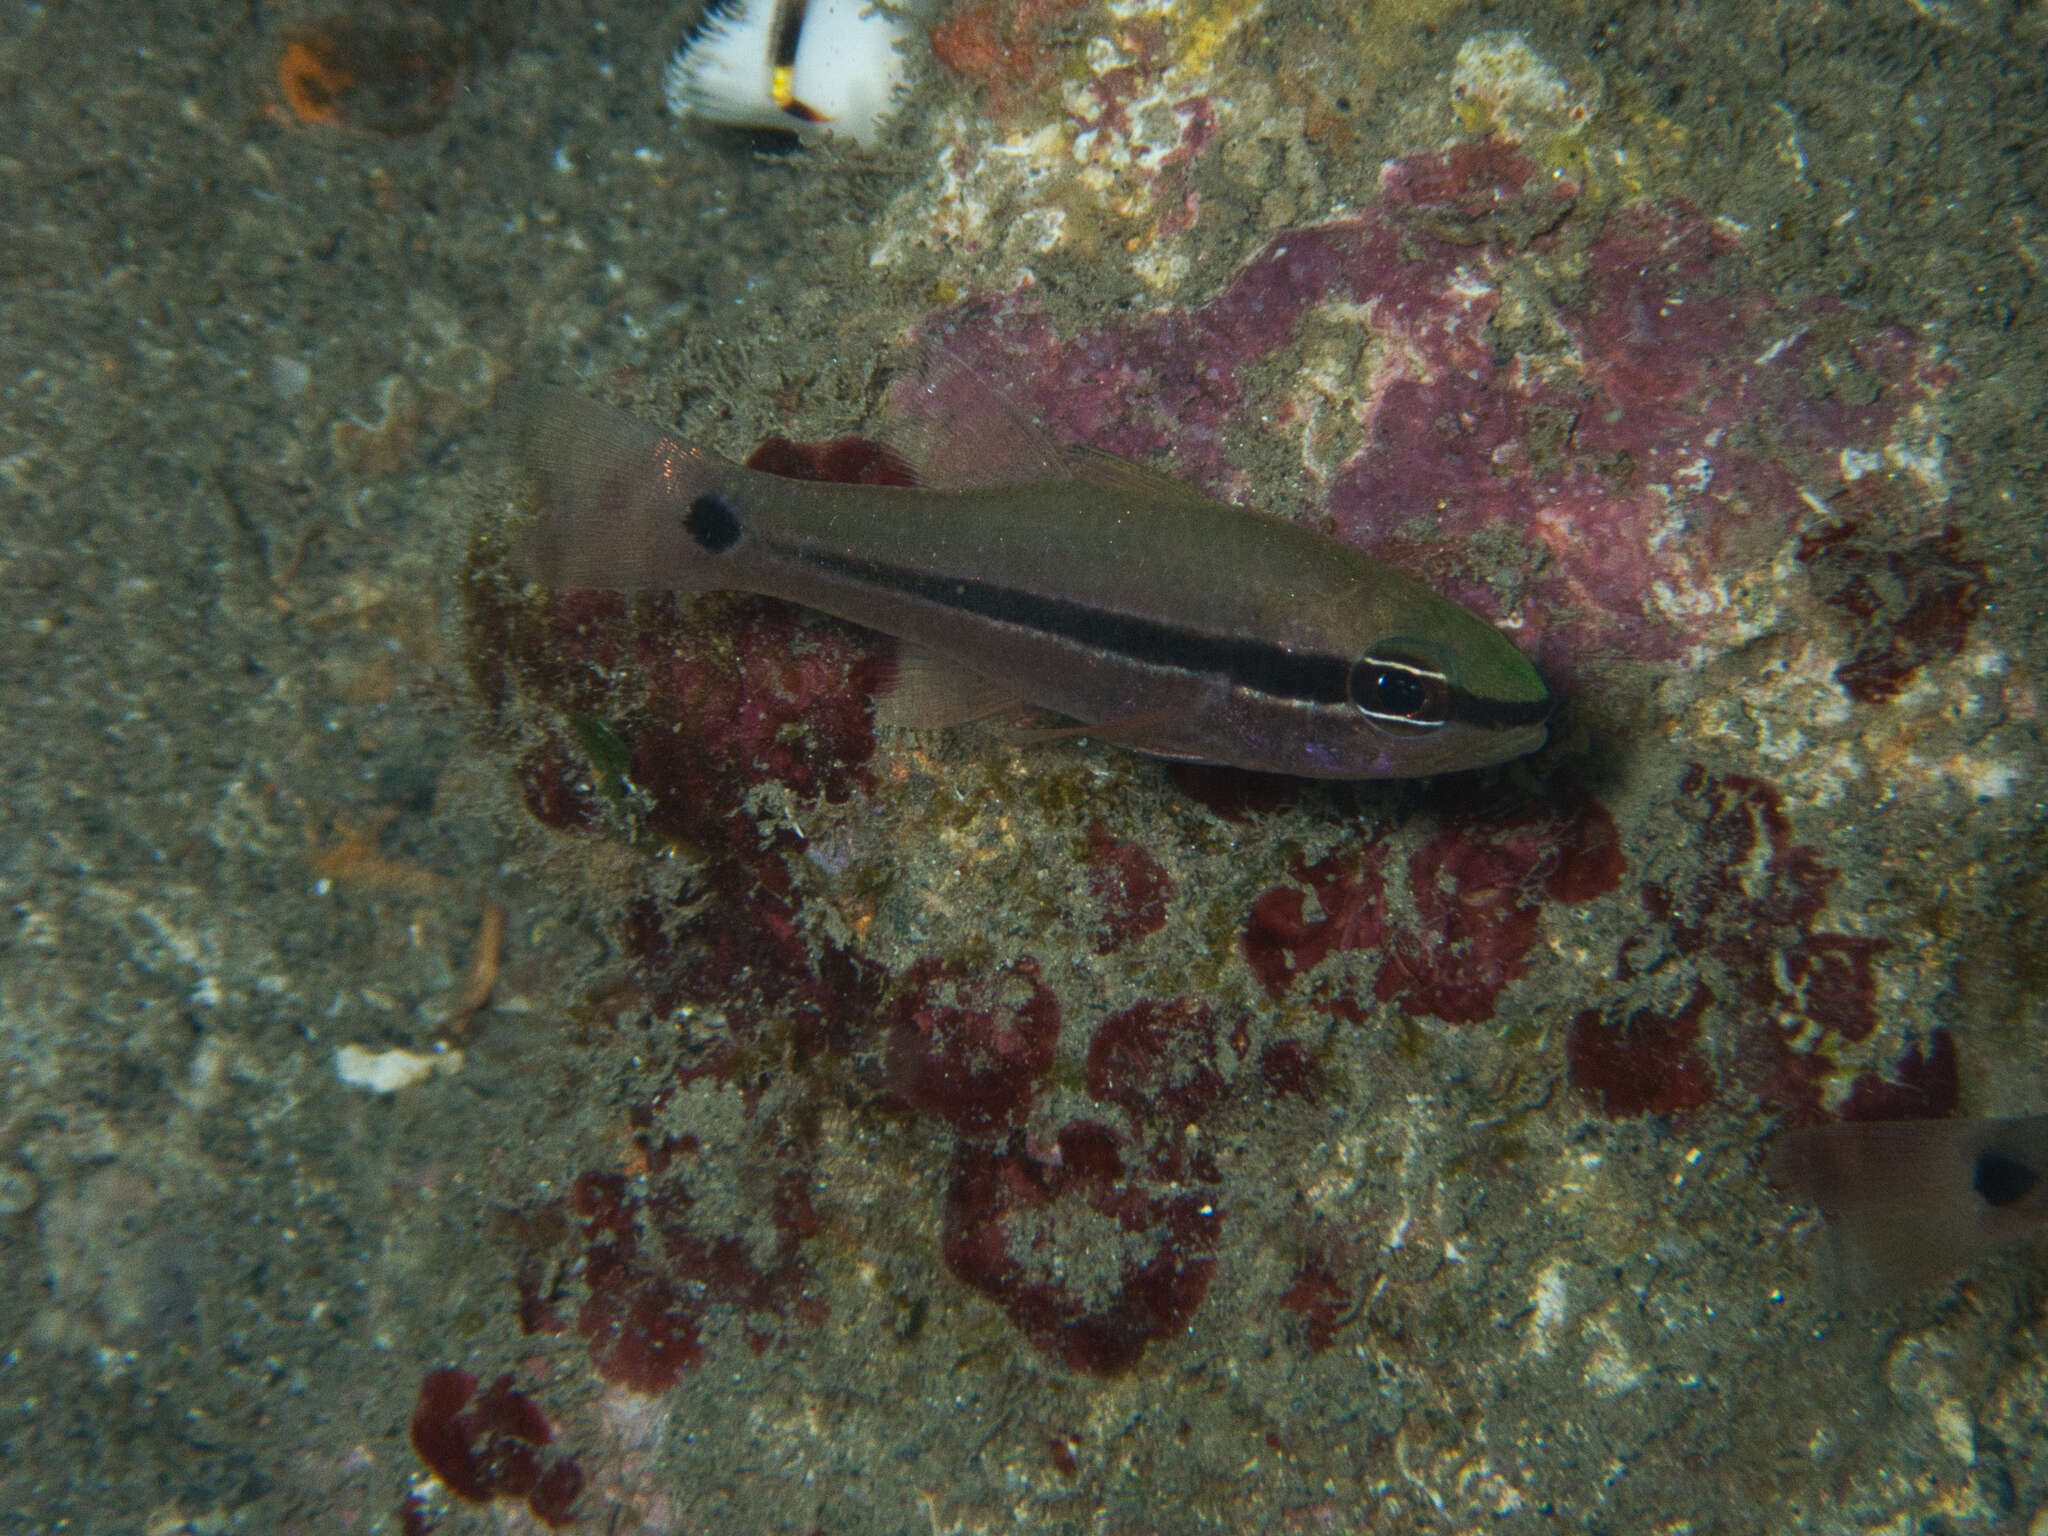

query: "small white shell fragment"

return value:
[335, 1042, 463, 1093]
[664, 0, 909, 149]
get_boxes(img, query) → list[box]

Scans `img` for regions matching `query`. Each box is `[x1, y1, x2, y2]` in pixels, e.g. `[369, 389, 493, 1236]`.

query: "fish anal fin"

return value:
[1001, 706, 1203, 761]
[873, 643, 1018, 729]
[874, 341, 1071, 490]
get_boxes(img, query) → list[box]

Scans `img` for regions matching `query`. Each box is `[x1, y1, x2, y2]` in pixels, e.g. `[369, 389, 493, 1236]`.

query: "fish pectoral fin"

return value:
[873, 643, 1018, 729]
[872, 341, 1072, 491]
[1063, 447, 1231, 514]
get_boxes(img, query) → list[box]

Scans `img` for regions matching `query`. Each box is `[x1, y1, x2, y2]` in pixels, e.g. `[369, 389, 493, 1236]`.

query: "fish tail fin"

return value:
[509, 384, 736, 592]
[1769, 1115, 2048, 1301]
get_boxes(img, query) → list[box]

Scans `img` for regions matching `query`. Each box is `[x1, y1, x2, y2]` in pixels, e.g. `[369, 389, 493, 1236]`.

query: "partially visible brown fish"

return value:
[1769, 1115, 2048, 1300]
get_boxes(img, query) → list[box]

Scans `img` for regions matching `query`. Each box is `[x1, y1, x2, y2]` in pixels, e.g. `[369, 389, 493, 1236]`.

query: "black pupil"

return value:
[1974, 1150, 2039, 1208]
[1371, 668, 1429, 717]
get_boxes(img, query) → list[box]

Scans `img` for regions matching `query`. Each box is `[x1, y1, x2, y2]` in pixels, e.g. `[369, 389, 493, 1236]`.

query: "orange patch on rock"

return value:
[931, 0, 1094, 124]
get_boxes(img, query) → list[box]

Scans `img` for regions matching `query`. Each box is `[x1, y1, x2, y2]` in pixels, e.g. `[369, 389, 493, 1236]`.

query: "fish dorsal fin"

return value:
[875, 341, 1072, 489]
[873, 642, 1018, 729]
[1064, 445, 1229, 514]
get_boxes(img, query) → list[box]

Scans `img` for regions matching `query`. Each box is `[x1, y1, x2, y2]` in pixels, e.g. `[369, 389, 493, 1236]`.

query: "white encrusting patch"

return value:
[1524, 1259, 1571, 1357]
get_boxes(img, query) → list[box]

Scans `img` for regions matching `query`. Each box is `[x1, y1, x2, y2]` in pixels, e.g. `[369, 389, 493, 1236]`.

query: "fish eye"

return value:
[1349, 652, 1450, 728]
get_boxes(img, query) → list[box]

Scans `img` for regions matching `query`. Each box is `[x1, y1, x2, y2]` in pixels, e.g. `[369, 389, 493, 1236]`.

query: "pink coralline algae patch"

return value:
[1565, 766, 1950, 1125]
[1242, 785, 1624, 1023]
[1378, 135, 1578, 247]
[921, 137, 1957, 684]
[408, 1368, 584, 1527]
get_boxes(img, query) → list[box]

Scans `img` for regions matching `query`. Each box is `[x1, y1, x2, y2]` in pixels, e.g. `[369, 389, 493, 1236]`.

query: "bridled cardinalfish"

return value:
[512, 349, 1552, 778]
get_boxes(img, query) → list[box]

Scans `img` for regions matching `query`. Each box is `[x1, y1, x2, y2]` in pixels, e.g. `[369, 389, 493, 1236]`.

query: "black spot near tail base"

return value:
[686, 492, 743, 553]
[1974, 1150, 2039, 1208]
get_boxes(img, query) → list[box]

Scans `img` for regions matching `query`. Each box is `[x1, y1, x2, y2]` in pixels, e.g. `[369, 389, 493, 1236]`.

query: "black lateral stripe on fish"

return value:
[511, 350, 1554, 780]
[671, 486, 1543, 729]
[1769, 1113, 2048, 1301]
[746, 541, 1552, 731]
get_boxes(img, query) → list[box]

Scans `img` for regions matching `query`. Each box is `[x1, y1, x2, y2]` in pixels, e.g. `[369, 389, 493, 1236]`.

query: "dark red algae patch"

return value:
[1085, 997, 1230, 1178]
[884, 958, 1062, 1136]
[408, 1368, 583, 1526]
[1641, 769, 1884, 1044]
[1799, 520, 1988, 704]
[626, 598, 888, 856]
[743, 432, 917, 487]
[567, 1156, 828, 1393]
[1241, 784, 1624, 1023]
[1082, 821, 1173, 953]
[940, 1128, 1222, 1376]
[1567, 983, 1716, 1121]
[1259, 1040, 1321, 1104]
[1841, 1030, 1960, 1122]
[1242, 848, 1387, 999]
[1567, 766, 1912, 1124]
[1278, 1247, 1364, 1354]
[1163, 762, 1302, 822]
[466, 449, 870, 1390]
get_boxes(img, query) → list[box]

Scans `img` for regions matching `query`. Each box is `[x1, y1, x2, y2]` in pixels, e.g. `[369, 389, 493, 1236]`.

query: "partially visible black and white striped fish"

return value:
[664, 0, 908, 147]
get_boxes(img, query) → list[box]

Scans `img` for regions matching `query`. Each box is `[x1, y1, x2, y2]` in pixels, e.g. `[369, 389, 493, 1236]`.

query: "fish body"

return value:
[1770, 1114, 2048, 1300]
[514, 367, 1551, 779]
